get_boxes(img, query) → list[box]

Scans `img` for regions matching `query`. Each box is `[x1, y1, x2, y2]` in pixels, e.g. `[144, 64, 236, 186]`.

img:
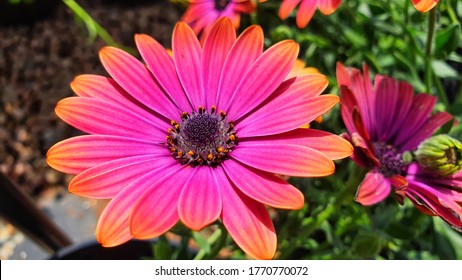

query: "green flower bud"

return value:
[415, 134, 462, 177]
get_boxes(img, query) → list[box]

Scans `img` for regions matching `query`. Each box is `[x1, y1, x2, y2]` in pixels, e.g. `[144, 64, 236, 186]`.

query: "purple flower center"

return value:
[373, 142, 405, 177]
[167, 106, 238, 166]
[214, 0, 230, 11]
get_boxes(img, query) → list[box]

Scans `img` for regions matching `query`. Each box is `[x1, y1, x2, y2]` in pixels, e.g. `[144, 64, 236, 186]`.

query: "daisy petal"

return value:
[173, 22, 203, 109]
[129, 165, 192, 239]
[178, 166, 222, 231]
[231, 141, 335, 177]
[46, 135, 163, 174]
[135, 34, 192, 112]
[242, 129, 353, 160]
[226, 40, 299, 121]
[296, 0, 317, 28]
[99, 46, 179, 119]
[69, 154, 174, 199]
[217, 25, 263, 110]
[387, 82, 414, 141]
[237, 93, 338, 137]
[279, 0, 301, 20]
[374, 76, 399, 141]
[400, 111, 452, 151]
[217, 169, 276, 260]
[202, 18, 236, 109]
[71, 74, 130, 105]
[412, 0, 438, 13]
[317, 0, 342, 15]
[222, 159, 304, 209]
[56, 97, 166, 140]
[355, 170, 391, 205]
[394, 94, 437, 147]
[96, 168, 173, 247]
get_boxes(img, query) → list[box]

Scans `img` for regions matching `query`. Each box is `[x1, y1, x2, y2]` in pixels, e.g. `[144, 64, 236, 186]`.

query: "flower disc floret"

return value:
[167, 106, 237, 166]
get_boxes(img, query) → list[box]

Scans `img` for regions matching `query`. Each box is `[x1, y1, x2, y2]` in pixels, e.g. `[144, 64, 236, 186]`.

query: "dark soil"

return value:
[0, 0, 181, 196]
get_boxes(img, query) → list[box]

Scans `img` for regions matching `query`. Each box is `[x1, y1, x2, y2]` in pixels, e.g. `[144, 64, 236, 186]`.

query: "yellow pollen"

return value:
[217, 147, 224, 153]
[211, 106, 217, 113]
[207, 154, 213, 161]
[188, 150, 195, 157]
[177, 151, 184, 157]
[229, 135, 236, 141]
[220, 110, 226, 118]
[171, 120, 177, 126]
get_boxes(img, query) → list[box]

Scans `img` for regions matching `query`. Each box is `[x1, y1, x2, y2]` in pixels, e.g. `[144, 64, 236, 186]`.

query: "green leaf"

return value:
[153, 235, 173, 260]
[351, 232, 382, 257]
[434, 23, 461, 59]
[432, 60, 459, 78]
[192, 231, 211, 254]
[433, 218, 462, 259]
[343, 28, 368, 48]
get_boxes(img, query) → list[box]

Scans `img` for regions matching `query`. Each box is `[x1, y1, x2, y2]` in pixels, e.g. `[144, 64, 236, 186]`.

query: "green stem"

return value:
[433, 73, 450, 108]
[445, 0, 459, 24]
[62, 0, 135, 54]
[424, 7, 437, 93]
[404, 0, 409, 26]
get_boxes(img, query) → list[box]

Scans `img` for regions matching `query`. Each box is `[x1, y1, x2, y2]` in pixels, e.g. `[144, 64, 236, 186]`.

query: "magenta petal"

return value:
[394, 94, 437, 147]
[237, 94, 338, 137]
[178, 166, 222, 231]
[56, 97, 166, 140]
[222, 159, 304, 209]
[374, 76, 399, 141]
[46, 135, 164, 174]
[399, 112, 452, 151]
[172, 22, 203, 109]
[225, 40, 299, 121]
[99, 47, 179, 119]
[216, 25, 263, 111]
[242, 129, 353, 160]
[71, 75, 131, 105]
[130, 165, 192, 239]
[69, 154, 175, 199]
[231, 140, 335, 177]
[202, 18, 236, 109]
[387, 82, 414, 141]
[96, 167, 173, 247]
[339, 85, 359, 135]
[355, 170, 391, 205]
[135, 34, 192, 112]
[216, 168, 276, 260]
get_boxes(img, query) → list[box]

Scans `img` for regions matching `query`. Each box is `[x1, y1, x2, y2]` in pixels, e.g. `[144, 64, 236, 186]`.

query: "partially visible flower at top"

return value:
[411, 0, 439, 13]
[336, 62, 452, 205]
[47, 18, 353, 259]
[182, 0, 256, 41]
[336, 62, 462, 229]
[279, 0, 342, 28]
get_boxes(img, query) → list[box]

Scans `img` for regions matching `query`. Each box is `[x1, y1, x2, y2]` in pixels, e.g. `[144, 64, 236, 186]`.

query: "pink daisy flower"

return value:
[279, 0, 342, 29]
[336, 62, 452, 206]
[182, 0, 256, 41]
[402, 163, 462, 230]
[412, 0, 439, 13]
[47, 18, 353, 259]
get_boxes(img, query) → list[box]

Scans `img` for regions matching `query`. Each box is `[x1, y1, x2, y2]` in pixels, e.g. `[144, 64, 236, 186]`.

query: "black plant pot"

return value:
[49, 239, 155, 260]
